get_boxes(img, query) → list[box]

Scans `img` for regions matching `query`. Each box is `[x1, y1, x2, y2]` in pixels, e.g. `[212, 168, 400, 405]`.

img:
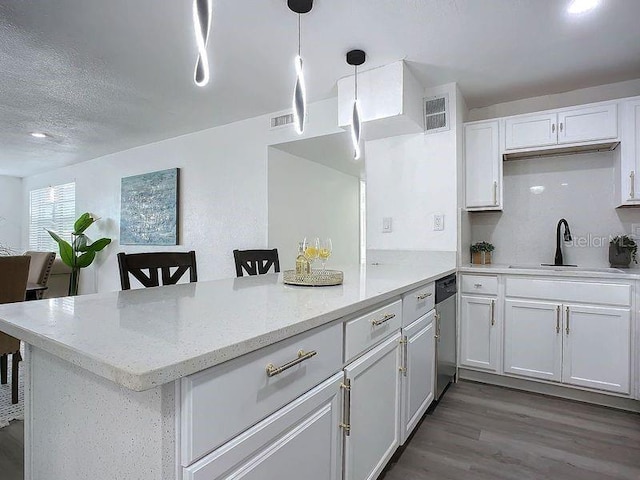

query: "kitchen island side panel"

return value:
[26, 345, 176, 480]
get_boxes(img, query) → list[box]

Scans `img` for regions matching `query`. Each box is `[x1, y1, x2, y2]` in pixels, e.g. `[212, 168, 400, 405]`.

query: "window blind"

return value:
[29, 183, 76, 251]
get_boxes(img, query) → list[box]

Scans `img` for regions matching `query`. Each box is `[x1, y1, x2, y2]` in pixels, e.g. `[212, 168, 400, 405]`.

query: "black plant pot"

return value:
[609, 244, 631, 268]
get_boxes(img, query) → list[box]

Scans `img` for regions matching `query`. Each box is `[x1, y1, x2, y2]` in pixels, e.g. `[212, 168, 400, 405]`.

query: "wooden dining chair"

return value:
[0, 255, 31, 404]
[233, 249, 280, 277]
[117, 251, 198, 290]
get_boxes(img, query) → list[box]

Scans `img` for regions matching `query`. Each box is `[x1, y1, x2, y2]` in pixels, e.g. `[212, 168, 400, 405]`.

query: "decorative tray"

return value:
[283, 269, 344, 287]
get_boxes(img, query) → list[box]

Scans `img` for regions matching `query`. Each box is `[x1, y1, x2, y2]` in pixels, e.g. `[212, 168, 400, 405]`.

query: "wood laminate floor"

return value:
[382, 381, 640, 480]
[0, 381, 638, 480]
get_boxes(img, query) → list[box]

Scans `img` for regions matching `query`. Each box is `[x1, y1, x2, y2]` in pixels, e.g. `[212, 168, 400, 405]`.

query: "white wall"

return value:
[470, 153, 640, 269]
[365, 83, 461, 252]
[468, 78, 640, 122]
[0, 175, 22, 251]
[21, 98, 342, 294]
[267, 149, 360, 269]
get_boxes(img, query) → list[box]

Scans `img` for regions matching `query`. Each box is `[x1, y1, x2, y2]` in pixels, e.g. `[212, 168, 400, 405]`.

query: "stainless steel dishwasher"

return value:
[435, 274, 457, 401]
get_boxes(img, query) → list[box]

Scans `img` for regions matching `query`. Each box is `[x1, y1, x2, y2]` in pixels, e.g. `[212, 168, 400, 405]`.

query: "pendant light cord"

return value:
[355, 65, 358, 100]
[298, 14, 301, 56]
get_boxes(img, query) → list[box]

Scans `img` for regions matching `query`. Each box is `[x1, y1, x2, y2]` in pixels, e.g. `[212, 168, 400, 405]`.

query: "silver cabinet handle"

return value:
[266, 350, 317, 377]
[552, 123, 556, 133]
[565, 306, 570, 335]
[416, 292, 432, 300]
[340, 380, 351, 436]
[490, 299, 495, 326]
[399, 336, 408, 376]
[434, 312, 441, 339]
[559, 122, 563, 133]
[556, 305, 560, 334]
[630, 171, 635, 199]
[493, 181, 498, 206]
[372, 313, 396, 326]
[474, 283, 483, 288]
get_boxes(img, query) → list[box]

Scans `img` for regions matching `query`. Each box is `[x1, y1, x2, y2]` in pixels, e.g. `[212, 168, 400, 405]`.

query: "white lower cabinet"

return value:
[502, 294, 632, 394]
[459, 295, 499, 371]
[563, 304, 631, 394]
[183, 373, 344, 480]
[400, 311, 435, 444]
[343, 332, 402, 480]
[504, 300, 562, 382]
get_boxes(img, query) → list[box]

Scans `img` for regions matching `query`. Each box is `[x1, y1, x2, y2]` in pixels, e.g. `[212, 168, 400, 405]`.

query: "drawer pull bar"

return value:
[474, 283, 482, 288]
[416, 292, 432, 300]
[371, 313, 396, 326]
[266, 350, 317, 377]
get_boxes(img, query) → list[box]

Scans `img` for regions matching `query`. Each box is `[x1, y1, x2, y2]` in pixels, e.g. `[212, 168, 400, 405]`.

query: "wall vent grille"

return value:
[424, 94, 450, 134]
[270, 113, 294, 129]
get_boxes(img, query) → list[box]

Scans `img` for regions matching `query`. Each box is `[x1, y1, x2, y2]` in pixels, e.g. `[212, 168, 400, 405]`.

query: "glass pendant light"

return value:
[193, 0, 213, 87]
[288, 0, 313, 134]
[346, 49, 366, 160]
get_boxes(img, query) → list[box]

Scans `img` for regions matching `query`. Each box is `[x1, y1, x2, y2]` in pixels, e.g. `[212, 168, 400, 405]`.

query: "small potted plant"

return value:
[609, 235, 637, 268]
[471, 241, 494, 265]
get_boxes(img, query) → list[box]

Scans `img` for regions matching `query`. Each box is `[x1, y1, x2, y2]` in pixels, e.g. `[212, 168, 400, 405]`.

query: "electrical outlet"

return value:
[433, 214, 444, 231]
[382, 217, 392, 233]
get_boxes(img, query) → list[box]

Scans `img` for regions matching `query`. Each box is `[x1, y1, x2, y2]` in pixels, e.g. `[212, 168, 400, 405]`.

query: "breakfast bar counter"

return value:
[0, 255, 456, 480]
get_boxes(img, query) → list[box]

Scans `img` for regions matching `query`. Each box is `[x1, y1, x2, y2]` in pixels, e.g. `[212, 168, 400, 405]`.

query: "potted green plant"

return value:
[609, 235, 637, 268]
[48, 212, 112, 296]
[471, 241, 495, 265]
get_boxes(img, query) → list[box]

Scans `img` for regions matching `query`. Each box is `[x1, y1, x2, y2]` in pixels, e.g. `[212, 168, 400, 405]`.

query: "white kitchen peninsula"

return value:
[0, 255, 455, 480]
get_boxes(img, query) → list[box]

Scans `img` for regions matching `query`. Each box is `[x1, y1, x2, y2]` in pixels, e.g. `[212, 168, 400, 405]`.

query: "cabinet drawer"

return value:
[505, 277, 631, 306]
[402, 283, 435, 326]
[345, 299, 402, 362]
[461, 274, 498, 296]
[181, 322, 342, 466]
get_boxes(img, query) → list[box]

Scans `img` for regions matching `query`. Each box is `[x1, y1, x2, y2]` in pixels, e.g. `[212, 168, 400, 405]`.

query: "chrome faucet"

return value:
[554, 218, 572, 266]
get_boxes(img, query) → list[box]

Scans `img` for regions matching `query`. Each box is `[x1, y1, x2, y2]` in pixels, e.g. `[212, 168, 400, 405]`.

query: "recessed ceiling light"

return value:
[567, 0, 600, 14]
[30, 132, 49, 138]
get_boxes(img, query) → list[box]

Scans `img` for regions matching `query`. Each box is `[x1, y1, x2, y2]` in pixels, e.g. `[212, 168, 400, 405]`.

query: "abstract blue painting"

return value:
[120, 168, 179, 245]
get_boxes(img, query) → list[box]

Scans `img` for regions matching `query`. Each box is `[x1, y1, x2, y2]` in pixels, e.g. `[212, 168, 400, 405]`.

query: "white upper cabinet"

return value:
[557, 104, 617, 144]
[617, 97, 640, 206]
[504, 102, 618, 151]
[464, 120, 502, 210]
[505, 113, 557, 150]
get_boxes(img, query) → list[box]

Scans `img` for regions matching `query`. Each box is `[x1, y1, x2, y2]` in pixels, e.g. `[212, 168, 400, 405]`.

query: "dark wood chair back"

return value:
[117, 251, 197, 290]
[233, 249, 280, 277]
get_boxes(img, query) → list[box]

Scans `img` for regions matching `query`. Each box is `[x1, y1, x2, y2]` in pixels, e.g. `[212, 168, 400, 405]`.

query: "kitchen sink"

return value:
[508, 264, 627, 273]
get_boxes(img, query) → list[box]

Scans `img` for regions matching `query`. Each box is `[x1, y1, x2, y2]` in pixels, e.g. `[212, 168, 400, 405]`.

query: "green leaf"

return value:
[73, 234, 88, 252]
[48, 230, 74, 267]
[86, 237, 111, 252]
[73, 213, 95, 235]
[75, 251, 96, 269]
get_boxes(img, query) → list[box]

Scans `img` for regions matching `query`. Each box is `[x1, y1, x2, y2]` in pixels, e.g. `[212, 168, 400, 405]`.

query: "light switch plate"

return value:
[382, 217, 392, 233]
[433, 214, 444, 231]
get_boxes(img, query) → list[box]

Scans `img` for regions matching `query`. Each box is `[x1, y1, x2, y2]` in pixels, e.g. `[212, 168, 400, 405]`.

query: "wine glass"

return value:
[319, 238, 332, 272]
[304, 237, 320, 270]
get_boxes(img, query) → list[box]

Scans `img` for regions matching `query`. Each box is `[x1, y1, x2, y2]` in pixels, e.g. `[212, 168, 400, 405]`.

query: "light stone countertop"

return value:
[0, 259, 455, 392]
[460, 263, 640, 280]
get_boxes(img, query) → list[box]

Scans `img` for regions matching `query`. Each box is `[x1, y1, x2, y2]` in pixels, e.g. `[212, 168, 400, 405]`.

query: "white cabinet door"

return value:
[400, 311, 435, 445]
[557, 103, 617, 144]
[344, 332, 401, 480]
[619, 99, 640, 205]
[562, 304, 631, 394]
[503, 300, 562, 382]
[505, 113, 557, 150]
[184, 373, 343, 480]
[459, 295, 498, 371]
[464, 121, 501, 209]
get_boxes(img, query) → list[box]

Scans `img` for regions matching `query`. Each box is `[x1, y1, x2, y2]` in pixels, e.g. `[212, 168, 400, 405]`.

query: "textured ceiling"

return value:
[1, 0, 640, 177]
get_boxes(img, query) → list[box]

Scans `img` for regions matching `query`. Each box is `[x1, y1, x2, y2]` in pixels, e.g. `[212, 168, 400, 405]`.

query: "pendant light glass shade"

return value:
[293, 55, 306, 134]
[193, 0, 213, 87]
[351, 100, 361, 160]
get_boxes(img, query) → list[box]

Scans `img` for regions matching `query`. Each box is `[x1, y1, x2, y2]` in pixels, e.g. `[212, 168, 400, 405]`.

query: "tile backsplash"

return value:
[469, 152, 640, 269]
